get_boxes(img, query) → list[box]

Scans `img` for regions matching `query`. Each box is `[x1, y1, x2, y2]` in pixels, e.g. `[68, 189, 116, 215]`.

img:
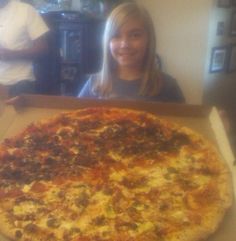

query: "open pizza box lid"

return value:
[0, 94, 235, 241]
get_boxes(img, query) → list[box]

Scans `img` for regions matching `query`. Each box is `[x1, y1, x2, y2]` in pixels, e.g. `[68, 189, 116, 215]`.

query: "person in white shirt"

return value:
[0, 0, 49, 97]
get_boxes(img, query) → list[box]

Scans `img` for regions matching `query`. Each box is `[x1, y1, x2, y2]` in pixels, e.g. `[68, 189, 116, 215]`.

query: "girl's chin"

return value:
[117, 58, 138, 67]
[118, 64, 137, 69]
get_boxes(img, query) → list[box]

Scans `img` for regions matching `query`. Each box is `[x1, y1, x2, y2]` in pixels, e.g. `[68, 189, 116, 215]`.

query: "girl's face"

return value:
[109, 17, 148, 70]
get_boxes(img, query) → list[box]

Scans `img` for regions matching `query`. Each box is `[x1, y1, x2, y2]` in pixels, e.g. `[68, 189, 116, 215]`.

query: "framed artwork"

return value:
[227, 44, 236, 72]
[216, 21, 225, 36]
[230, 12, 236, 35]
[209, 46, 228, 73]
[217, 0, 231, 7]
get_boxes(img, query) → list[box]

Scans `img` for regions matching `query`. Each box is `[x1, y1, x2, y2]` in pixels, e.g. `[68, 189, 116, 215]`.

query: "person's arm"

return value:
[0, 34, 48, 61]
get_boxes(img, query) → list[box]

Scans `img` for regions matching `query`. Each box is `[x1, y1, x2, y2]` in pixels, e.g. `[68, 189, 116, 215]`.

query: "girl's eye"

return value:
[130, 31, 142, 38]
[111, 33, 120, 39]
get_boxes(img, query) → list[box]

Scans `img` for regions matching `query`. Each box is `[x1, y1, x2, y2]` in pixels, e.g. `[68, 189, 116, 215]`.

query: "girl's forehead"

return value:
[118, 17, 146, 32]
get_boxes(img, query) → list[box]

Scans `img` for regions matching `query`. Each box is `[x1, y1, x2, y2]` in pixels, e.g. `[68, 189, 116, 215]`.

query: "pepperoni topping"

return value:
[5, 188, 24, 198]
[30, 182, 48, 193]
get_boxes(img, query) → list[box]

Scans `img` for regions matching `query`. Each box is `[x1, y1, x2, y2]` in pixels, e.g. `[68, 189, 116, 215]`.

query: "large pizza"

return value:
[0, 107, 233, 241]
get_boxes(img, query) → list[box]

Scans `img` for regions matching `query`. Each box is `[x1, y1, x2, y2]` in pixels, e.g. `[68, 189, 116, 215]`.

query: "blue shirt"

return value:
[78, 73, 185, 103]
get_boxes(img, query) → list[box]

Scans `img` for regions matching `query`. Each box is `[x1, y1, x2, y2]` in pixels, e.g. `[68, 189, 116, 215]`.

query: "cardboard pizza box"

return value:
[0, 94, 235, 241]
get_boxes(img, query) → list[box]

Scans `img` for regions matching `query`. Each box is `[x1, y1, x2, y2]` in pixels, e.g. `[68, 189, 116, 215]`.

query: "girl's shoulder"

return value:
[160, 72, 179, 86]
[156, 72, 185, 103]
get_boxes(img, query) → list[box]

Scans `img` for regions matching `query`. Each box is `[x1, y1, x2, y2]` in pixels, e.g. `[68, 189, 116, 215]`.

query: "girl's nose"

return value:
[120, 38, 129, 48]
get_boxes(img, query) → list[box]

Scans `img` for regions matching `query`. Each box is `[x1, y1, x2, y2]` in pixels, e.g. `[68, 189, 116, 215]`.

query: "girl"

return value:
[78, 2, 185, 103]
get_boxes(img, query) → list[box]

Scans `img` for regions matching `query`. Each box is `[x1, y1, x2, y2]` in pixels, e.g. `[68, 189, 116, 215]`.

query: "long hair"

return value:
[92, 2, 162, 97]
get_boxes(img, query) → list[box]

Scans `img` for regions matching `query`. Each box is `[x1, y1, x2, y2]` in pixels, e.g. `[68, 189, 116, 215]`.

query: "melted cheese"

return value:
[87, 191, 111, 216]
[136, 221, 154, 235]
[147, 167, 167, 188]
[108, 152, 122, 162]
[105, 205, 116, 218]
[77, 214, 91, 231]
[22, 184, 32, 193]
[13, 201, 41, 216]
[170, 210, 186, 222]
[109, 169, 126, 182]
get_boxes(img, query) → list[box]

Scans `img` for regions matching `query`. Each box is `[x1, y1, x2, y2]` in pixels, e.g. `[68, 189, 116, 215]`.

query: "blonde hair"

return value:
[92, 2, 162, 97]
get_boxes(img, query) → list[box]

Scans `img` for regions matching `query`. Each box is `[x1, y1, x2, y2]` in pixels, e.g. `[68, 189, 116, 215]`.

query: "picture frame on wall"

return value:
[227, 44, 236, 72]
[230, 12, 236, 35]
[209, 46, 228, 73]
[217, 0, 231, 7]
[216, 21, 225, 35]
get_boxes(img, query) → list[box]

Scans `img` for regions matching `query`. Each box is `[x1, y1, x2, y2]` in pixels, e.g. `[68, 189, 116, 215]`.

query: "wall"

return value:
[136, 0, 214, 104]
[204, 2, 236, 111]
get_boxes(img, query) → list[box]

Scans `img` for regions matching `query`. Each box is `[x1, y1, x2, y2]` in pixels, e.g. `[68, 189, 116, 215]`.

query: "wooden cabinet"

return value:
[35, 11, 104, 96]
